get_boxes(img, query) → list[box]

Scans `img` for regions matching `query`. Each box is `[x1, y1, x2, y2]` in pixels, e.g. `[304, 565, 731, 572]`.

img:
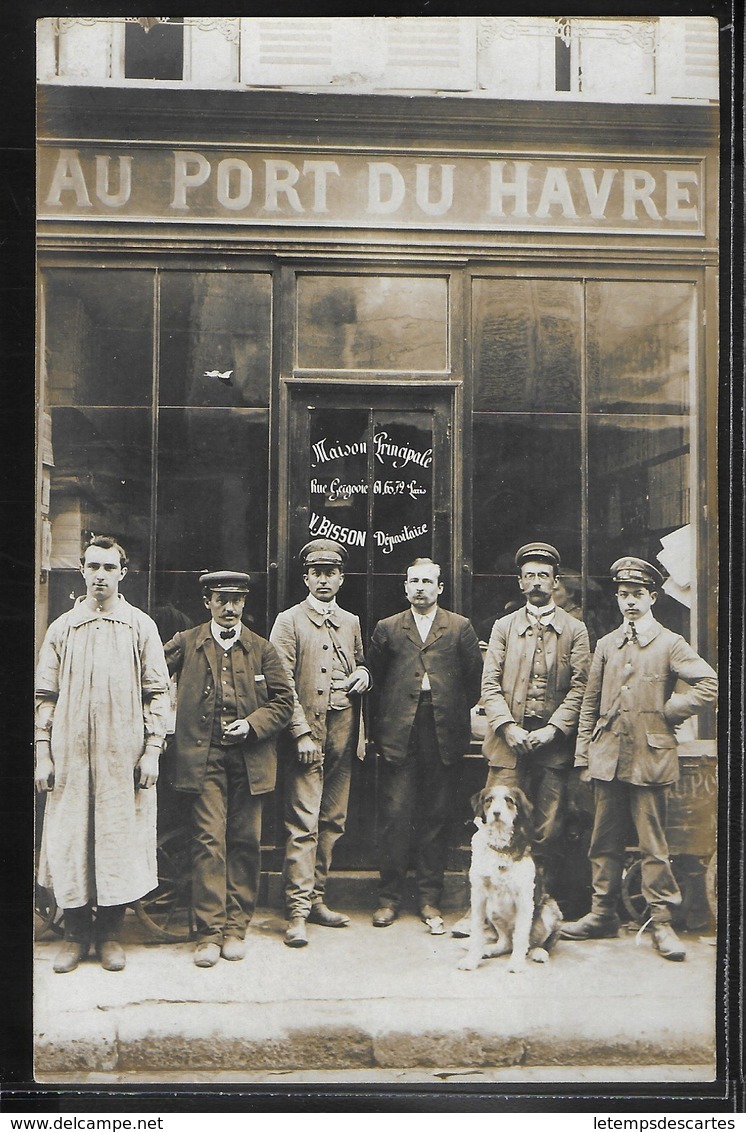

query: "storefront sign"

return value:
[306, 426, 433, 565]
[38, 144, 704, 234]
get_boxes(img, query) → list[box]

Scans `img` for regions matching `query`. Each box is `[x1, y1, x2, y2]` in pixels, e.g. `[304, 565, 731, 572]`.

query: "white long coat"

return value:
[35, 596, 170, 908]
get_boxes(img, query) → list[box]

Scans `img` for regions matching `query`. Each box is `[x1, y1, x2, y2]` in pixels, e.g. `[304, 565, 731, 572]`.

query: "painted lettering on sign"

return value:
[38, 145, 705, 234]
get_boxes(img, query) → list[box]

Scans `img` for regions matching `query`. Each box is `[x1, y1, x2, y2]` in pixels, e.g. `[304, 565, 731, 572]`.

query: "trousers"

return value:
[283, 707, 357, 919]
[63, 903, 126, 944]
[589, 778, 682, 923]
[377, 693, 460, 910]
[191, 743, 264, 942]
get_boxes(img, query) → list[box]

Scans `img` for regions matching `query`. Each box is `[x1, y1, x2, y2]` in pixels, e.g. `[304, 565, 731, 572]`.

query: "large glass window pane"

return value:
[124, 19, 184, 80]
[472, 415, 582, 577]
[46, 408, 152, 569]
[587, 281, 694, 414]
[473, 279, 582, 411]
[297, 275, 448, 371]
[160, 273, 272, 407]
[156, 409, 269, 575]
[43, 270, 153, 406]
[588, 414, 690, 638]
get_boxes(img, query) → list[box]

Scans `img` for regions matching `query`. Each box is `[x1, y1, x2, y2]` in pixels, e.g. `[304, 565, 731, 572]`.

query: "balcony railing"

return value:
[36, 16, 719, 104]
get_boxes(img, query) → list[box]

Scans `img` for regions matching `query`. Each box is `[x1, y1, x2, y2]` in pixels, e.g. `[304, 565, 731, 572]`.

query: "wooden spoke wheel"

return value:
[134, 825, 193, 942]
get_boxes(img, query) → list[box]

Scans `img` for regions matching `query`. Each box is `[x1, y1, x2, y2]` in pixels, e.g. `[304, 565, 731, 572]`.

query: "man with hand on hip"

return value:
[270, 540, 370, 948]
[561, 557, 717, 961]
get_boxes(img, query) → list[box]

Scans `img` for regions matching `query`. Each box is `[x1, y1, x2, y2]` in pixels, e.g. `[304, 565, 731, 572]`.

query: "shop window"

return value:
[156, 409, 269, 577]
[587, 281, 693, 414]
[43, 270, 153, 406]
[124, 19, 184, 81]
[470, 275, 695, 644]
[473, 279, 581, 411]
[296, 275, 448, 372]
[160, 273, 272, 408]
[43, 407, 152, 623]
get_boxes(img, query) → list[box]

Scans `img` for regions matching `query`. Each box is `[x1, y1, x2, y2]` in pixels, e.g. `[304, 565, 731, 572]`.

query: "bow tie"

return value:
[220, 628, 237, 640]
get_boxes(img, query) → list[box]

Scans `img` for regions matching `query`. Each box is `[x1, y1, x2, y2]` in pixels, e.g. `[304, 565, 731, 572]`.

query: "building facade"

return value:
[36, 16, 719, 871]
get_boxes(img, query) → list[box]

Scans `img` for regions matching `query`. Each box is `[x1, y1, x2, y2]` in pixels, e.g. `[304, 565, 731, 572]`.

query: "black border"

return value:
[2, 0, 743, 1113]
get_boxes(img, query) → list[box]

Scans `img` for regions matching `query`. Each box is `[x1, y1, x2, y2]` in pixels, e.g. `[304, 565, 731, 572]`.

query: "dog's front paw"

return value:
[529, 947, 549, 964]
[458, 954, 481, 971]
[507, 956, 528, 973]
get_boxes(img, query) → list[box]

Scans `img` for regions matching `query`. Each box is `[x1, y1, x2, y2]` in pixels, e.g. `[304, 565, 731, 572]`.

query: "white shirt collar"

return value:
[410, 604, 438, 624]
[526, 602, 556, 623]
[306, 594, 339, 617]
[211, 620, 239, 650]
[626, 610, 656, 638]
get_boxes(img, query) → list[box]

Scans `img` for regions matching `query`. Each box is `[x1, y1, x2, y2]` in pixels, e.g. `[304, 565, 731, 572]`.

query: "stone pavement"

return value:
[34, 904, 717, 1083]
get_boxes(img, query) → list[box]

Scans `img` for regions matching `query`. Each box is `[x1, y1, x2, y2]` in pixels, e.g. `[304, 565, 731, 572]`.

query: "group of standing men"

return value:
[36, 533, 717, 973]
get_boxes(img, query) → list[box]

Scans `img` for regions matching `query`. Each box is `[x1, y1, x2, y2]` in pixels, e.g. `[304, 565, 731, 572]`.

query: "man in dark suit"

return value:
[368, 558, 483, 932]
[164, 571, 293, 968]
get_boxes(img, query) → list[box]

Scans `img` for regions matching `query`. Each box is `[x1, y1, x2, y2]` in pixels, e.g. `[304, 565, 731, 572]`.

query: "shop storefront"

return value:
[36, 81, 719, 872]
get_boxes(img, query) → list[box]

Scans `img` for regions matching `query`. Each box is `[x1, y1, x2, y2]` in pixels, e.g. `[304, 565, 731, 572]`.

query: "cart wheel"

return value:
[621, 857, 648, 924]
[134, 825, 192, 942]
[35, 882, 63, 940]
[705, 852, 717, 921]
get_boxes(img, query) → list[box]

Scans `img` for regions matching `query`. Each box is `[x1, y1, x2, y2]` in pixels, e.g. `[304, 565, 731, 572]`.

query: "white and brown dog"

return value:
[457, 785, 562, 973]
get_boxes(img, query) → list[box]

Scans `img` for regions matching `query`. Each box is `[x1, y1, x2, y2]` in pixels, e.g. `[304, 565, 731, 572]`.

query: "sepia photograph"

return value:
[27, 10, 740, 1107]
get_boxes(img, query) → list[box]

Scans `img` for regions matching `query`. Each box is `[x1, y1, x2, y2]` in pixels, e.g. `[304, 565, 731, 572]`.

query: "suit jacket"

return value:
[574, 620, 717, 786]
[368, 606, 483, 766]
[269, 599, 368, 749]
[164, 623, 294, 794]
[481, 605, 590, 770]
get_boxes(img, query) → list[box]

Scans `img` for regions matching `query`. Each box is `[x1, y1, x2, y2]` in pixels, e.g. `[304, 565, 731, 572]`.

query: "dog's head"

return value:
[470, 785, 534, 856]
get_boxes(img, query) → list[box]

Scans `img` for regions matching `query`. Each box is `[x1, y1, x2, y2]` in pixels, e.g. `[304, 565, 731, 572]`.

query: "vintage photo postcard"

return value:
[27, 11, 742, 1109]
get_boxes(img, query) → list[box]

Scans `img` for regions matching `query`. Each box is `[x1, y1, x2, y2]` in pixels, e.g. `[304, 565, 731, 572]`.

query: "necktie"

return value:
[220, 628, 236, 640]
[626, 621, 638, 644]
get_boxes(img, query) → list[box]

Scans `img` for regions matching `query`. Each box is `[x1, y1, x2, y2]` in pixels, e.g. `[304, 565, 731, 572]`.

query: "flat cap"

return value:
[300, 539, 348, 568]
[199, 570, 251, 593]
[610, 557, 664, 590]
[515, 542, 561, 570]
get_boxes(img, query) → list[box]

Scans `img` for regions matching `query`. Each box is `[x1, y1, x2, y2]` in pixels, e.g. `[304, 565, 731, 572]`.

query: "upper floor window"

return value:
[124, 18, 184, 81]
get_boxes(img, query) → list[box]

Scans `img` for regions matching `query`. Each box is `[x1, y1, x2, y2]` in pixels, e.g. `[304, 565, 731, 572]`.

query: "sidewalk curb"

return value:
[35, 998, 714, 1075]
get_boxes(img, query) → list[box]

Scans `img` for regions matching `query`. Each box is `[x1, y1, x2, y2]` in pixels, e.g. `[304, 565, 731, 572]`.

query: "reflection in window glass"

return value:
[160, 273, 272, 407]
[47, 408, 152, 569]
[587, 282, 693, 414]
[297, 275, 448, 371]
[587, 414, 691, 638]
[44, 270, 153, 406]
[473, 279, 581, 411]
[156, 409, 269, 574]
[472, 415, 581, 576]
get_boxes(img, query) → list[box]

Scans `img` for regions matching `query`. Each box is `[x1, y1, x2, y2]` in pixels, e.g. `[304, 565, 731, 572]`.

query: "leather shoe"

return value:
[284, 916, 309, 947]
[652, 922, 687, 961]
[97, 941, 126, 971]
[193, 941, 221, 968]
[372, 905, 398, 927]
[307, 903, 350, 928]
[560, 912, 620, 940]
[53, 940, 88, 974]
[220, 936, 246, 961]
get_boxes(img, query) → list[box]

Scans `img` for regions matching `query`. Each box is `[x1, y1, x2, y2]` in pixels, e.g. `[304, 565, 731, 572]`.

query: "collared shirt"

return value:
[306, 594, 339, 620]
[620, 610, 657, 647]
[525, 602, 557, 628]
[211, 620, 239, 651]
[411, 605, 438, 690]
